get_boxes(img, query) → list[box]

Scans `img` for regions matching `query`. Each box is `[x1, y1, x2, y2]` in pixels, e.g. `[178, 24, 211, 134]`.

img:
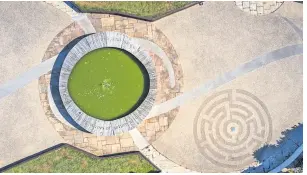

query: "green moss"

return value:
[74, 1, 192, 18]
[68, 48, 148, 120]
[4, 146, 157, 173]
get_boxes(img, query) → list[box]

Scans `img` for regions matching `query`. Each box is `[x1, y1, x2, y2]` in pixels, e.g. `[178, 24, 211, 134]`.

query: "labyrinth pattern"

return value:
[194, 89, 272, 169]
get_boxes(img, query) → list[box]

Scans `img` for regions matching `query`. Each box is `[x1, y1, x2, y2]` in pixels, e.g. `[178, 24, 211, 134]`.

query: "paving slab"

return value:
[0, 1, 303, 172]
[152, 1, 302, 172]
[0, 1, 71, 168]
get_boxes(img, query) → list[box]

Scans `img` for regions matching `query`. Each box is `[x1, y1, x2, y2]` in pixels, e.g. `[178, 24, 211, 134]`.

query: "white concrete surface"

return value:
[147, 44, 302, 118]
[0, 55, 57, 99]
[152, 1, 303, 172]
[0, 1, 303, 173]
[0, 1, 72, 168]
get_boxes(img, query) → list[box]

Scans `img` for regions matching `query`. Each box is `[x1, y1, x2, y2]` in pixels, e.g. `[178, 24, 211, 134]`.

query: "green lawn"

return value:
[74, 1, 192, 18]
[4, 146, 158, 173]
[68, 48, 148, 120]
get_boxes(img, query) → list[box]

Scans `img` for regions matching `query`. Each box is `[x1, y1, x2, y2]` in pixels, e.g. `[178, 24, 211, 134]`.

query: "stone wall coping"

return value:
[59, 32, 157, 136]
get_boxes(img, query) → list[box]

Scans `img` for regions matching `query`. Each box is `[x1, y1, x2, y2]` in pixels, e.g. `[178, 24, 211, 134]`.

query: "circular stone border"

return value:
[59, 31, 157, 136]
[235, 1, 284, 15]
[38, 15, 184, 156]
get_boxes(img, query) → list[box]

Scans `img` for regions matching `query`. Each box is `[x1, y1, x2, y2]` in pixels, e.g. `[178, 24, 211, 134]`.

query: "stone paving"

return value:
[235, 1, 284, 15]
[38, 14, 183, 156]
[58, 32, 157, 136]
[0, 1, 302, 173]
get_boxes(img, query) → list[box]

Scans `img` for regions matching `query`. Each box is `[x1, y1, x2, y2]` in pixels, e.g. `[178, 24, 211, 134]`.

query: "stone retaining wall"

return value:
[38, 14, 183, 155]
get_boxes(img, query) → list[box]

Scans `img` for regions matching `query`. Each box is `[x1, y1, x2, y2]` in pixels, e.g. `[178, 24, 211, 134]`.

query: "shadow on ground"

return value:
[50, 34, 92, 132]
[242, 123, 303, 173]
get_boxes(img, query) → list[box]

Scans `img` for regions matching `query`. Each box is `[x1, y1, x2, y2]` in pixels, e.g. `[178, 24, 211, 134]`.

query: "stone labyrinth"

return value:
[194, 89, 272, 169]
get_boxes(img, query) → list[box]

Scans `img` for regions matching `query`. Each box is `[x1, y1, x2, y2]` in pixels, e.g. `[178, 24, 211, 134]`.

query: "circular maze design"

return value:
[194, 89, 272, 169]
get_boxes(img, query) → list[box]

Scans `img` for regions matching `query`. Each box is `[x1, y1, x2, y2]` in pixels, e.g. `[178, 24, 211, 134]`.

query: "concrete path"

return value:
[0, 56, 57, 99]
[152, 1, 302, 172]
[0, 1, 72, 167]
[0, 1, 303, 172]
[147, 44, 302, 118]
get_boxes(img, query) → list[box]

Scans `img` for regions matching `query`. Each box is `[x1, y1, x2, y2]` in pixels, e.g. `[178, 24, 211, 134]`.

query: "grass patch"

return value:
[73, 1, 192, 18]
[4, 146, 158, 173]
[68, 48, 148, 120]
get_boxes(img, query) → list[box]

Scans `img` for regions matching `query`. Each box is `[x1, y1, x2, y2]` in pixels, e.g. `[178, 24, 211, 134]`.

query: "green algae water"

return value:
[68, 48, 149, 120]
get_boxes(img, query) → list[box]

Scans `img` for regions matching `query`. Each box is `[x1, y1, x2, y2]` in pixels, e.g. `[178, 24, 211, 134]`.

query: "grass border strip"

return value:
[0, 143, 65, 173]
[65, 1, 203, 22]
[0, 143, 161, 173]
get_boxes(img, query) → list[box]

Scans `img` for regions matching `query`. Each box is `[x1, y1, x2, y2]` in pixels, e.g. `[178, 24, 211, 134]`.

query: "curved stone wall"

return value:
[59, 32, 157, 136]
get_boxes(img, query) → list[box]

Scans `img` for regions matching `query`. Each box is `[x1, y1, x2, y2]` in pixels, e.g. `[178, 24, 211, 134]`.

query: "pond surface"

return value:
[68, 48, 149, 120]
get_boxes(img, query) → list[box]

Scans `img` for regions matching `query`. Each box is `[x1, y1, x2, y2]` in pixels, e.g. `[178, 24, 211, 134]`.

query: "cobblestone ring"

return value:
[59, 32, 157, 136]
[194, 89, 272, 168]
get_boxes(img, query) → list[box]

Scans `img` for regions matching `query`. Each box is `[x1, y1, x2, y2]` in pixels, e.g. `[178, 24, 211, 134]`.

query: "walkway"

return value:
[0, 1, 303, 173]
[151, 1, 302, 172]
[0, 1, 72, 167]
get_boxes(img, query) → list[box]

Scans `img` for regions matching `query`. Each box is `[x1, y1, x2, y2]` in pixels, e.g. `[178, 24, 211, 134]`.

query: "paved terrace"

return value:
[0, 1, 303, 173]
[0, 1, 72, 167]
[151, 1, 302, 172]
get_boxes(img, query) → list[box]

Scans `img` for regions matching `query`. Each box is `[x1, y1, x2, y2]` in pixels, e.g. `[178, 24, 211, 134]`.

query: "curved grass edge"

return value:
[65, 1, 203, 22]
[0, 143, 161, 173]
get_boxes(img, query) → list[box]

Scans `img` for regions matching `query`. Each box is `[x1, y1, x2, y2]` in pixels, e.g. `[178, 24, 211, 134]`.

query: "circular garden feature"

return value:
[59, 32, 156, 136]
[68, 48, 149, 121]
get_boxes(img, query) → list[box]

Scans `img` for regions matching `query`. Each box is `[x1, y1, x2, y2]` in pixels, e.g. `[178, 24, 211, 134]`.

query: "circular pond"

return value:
[59, 32, 156, 136]
[68, 48, 149, 120]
